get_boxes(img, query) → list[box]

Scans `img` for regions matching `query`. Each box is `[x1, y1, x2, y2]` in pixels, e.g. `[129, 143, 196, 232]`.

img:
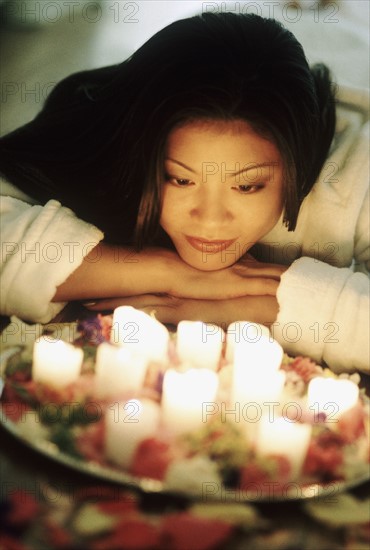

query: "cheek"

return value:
[238, 194, 283, 239]
[264, 198, 284, 231]
[269, 194, 284, 221]
[262, 183, 284, 225]
[159, 192, 178, 233]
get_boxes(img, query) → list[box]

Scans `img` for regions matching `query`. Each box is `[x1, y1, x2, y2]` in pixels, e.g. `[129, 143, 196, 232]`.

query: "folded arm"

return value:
[274, 257, 369, 374]
[1, 196, 285, 323]
[81, 293, 279, 329]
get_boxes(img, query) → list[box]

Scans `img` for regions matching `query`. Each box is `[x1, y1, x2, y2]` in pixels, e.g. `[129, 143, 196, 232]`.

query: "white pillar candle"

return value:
[255, 415, 312, 479]
[162, 368, 219, 435]
[231, 334, 285, 411]
[176, 321, 224, 370]
[307, 377, 360, 420]
[230, 336, 285, 443]
[231, 368, 286, 444]
[233, 334, 283, 373]
[111, 306, 169, 363]
[95, 342, 148, 398]
[226, 321, 270, 363]
[32, 338, 83, 389]
[105, 398, 161, 468]
[231, 369, 286, 408]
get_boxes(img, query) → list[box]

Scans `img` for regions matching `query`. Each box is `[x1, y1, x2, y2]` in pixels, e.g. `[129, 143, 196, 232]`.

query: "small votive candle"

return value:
[105, 398, 161, 468]
[95, 342, 148, 398]
[162, 368, 219, 435]
[255, 415, 312, 479]
[32, 338, 83, 389]
[307, 377, 360, 420]
[176, 321, 224, 370]
[226, 321, 270, 363]
[111, 306, 169, 363]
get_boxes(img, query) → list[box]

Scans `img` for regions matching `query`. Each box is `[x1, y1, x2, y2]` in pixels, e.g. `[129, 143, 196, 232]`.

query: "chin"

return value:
[180, 252, 236, 272]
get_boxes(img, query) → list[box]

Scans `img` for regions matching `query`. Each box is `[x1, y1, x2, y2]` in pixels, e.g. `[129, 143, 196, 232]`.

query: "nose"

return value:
[189, 187, 233, 228]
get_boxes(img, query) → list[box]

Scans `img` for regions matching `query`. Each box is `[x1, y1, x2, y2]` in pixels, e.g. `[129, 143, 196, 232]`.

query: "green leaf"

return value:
[304, 494, 370, 526]
[72, 503, 118, 536]
[5, 354, 32, 378]
[190, 502, 265, 529]
[10, 381, 38, 407]
[49, 425, 82, 459]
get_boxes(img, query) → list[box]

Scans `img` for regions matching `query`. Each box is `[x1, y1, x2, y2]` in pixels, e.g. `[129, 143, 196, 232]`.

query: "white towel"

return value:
[0, 193, 103, 323]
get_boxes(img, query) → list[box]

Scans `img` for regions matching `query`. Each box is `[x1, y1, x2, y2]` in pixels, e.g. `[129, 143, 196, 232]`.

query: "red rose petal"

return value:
[75, 420, 105, 462]
[6, 490, 40, 527]
[337, 401, 366, 444]
[45, 519, 73, 548]
[74, 485, 137, 506]
[160, 513, 234, 550]
[282, 356, 320, 382]
[97, 497, 138, 515]
[240, 462, 270, 488]
[130, 438, 174, 481]
[0, 534, 29, 550]
[1, 400, 31, 423]
[303, 431, 344, 476]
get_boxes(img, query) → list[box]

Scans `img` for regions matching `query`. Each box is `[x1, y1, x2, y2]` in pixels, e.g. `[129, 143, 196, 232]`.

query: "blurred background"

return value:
[0, 0, 369, 136]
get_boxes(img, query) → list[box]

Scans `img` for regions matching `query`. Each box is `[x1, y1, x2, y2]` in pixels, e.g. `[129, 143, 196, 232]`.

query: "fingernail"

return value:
[82, 301, 97, 307]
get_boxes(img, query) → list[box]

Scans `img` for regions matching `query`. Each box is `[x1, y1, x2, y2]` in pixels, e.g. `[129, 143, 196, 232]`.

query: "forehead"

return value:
[165, 119, 281, 161]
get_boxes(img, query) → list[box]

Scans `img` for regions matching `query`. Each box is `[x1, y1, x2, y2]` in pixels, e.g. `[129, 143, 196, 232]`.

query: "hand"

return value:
[168, 251, 287, 300]
[54, 243, 287, 304]
[83, 292, 279, 328]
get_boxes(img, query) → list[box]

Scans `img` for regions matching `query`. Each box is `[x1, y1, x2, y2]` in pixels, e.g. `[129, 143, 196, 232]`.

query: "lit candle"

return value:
[162, 368, 219, 435]
[230, 335, 285, 442]
[231, 334, 285, 411]
[105, 398, 161, 468]
[111, 306, 169, 363]
[233, 334, 283, 373]
[255, 415, 312, 479]
[307, 377, 360, 420]
[231, 367, 286, 444]
[231, 369, 286, 408]
[226, 321, 270, 363]
[176, 321, 224, 370]
[32, 337, 83, 388]
[95, 342, 148, 398]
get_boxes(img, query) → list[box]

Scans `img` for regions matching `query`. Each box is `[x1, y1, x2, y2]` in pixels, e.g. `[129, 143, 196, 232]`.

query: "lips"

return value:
[185, 236, 237, 254]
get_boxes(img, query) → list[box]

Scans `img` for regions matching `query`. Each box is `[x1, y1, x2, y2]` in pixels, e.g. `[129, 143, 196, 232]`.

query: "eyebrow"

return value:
[165, 158, 279, 176]
[165, 158, 197, 174]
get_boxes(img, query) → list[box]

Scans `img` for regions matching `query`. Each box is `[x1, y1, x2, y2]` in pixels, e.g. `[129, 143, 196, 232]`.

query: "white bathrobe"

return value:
[0, 85, 369, 373]
[258, 85, 369, 373]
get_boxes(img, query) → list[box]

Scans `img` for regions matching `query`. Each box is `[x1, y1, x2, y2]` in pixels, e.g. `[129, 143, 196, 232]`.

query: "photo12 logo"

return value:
[1, 1, 140, 26]
[201, 479, 339, 502]
[1, 82, 56, 104]
[202, 2, 340, 23]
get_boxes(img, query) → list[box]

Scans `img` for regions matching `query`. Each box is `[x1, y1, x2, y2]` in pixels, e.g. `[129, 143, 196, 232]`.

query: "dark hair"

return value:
[0, 12, 336, 247]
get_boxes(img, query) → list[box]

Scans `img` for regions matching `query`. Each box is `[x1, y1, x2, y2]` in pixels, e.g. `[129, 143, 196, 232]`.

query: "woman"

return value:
[0, 13, 368, 372]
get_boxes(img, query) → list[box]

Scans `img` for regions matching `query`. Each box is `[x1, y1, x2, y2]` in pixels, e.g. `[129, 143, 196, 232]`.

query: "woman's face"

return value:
[160, 119, 284, 271]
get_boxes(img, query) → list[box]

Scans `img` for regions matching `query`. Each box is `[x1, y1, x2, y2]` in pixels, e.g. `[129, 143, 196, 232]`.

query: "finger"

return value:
[83, 297, 181, 326]
[222, 278, 280, 297]
[83, 295, 180, 312]
[233, 262, 286, 279]
[83, 299, 123, 312]
[182, 277, 280, 299]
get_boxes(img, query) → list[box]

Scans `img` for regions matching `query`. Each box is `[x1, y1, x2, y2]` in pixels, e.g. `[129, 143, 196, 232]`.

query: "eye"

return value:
[175, 178, 192, 186]
[232, 184, 264, 194]
[165, 174, 194, 187]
